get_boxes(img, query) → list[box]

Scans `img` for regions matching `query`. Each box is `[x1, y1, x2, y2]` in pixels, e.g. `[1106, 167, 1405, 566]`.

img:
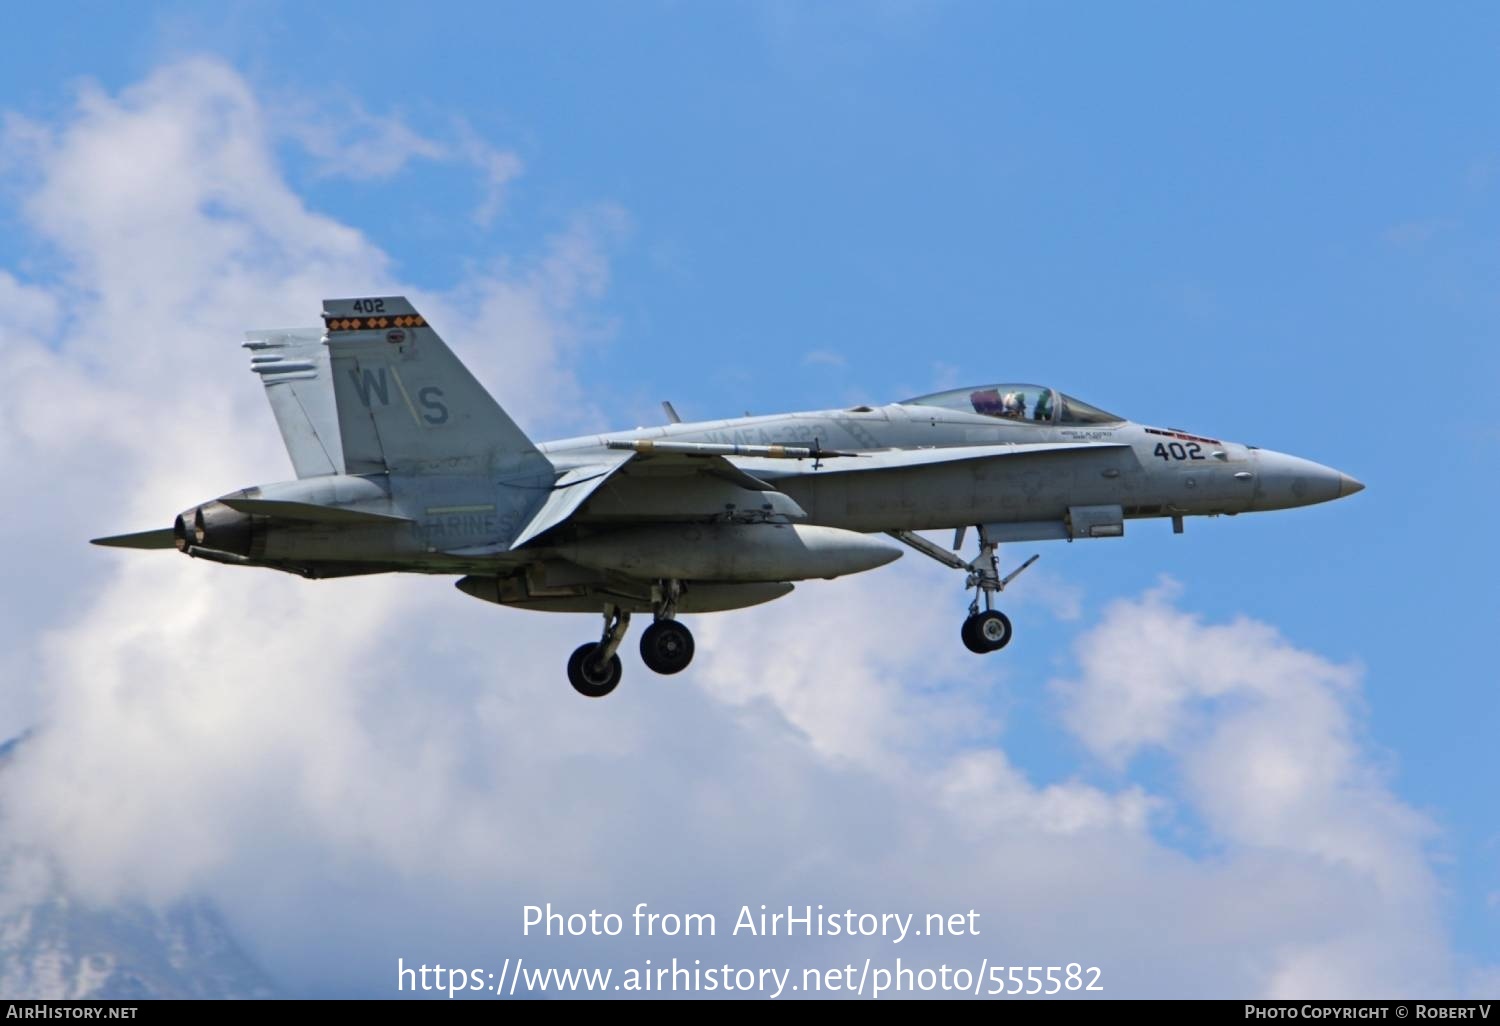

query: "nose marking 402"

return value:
[1153, 441, 1206, 462]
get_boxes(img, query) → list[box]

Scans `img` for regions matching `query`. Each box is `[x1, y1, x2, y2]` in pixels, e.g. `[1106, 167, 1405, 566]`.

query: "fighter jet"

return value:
[93, 297, 1364, 697]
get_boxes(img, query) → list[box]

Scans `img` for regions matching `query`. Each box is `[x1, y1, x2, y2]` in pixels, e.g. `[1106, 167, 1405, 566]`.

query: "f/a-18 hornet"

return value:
[94, 297, 1364, 697]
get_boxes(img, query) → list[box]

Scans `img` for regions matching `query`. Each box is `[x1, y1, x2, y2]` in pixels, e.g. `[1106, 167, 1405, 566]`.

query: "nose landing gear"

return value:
[961, 609, 1012, 654]
[888, 525, 1037, 655]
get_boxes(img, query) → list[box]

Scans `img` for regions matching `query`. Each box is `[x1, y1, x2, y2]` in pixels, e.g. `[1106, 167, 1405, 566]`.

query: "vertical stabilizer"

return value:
[244, 328, 344, 478]
[322, 297, 551, 479]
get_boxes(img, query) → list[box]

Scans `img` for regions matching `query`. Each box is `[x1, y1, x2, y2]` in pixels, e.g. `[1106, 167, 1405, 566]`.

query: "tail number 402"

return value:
[1153, 441, 1204, 461]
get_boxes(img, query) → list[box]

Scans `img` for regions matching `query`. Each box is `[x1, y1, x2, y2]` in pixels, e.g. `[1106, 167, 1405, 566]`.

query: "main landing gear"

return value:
[567, 607, 629, 698]
[565, 581, 696, 697]
[640, 620, 694, 675]
[639, 579, 694, 675]
[887, 526, 1038, 656]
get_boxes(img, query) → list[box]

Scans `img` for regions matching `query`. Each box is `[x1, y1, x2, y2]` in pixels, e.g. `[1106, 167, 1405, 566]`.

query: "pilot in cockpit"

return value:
[1000, 392, 1026, 420]
[969, 388, 1004, 416]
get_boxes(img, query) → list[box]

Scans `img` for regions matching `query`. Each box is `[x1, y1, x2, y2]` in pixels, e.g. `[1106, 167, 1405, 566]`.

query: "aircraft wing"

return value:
[510, 454, 634, 549]
[505, 441, 1127, 552]
[507, 449, 806, 550]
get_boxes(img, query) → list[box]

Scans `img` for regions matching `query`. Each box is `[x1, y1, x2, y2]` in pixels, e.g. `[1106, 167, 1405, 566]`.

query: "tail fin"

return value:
[244, 328, 344, 478]
[323, 297, 550, 477]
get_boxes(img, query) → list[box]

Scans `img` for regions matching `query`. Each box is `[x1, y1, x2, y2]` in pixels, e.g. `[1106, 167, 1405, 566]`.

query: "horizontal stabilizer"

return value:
[91, 528, 175, 549]
[219, 498, 412, 524]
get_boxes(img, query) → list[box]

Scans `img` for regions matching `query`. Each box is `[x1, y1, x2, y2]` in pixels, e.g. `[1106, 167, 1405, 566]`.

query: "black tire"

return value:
[567, 643, 623, 697]
[974, 610, 1012, 652]
[639, 620, 695, 675]
[961, 613, 988, 654]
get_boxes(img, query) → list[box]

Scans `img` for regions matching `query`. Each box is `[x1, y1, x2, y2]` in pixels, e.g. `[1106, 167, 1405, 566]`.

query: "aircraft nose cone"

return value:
[1249, 450, 1357, 511]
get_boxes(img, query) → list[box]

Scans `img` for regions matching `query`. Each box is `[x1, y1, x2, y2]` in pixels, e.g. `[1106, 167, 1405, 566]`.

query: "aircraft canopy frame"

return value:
[900, 384, 1123, 426]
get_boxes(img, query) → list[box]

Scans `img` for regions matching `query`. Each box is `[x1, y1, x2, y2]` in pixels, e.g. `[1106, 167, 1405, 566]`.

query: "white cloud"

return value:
[1053, 580, 1452, 994]
[693, 562, 986, 765]
[0, 272, 60, 337]
[937, 749, 1158, 835]
[0, 57, 1485, 1000]
[452, 122, 526, 228]
[286, 103, 448, 182]
[280, 95, 524, 225]
[413, 204, 631, 435]
[1055, 579, 1431, 901]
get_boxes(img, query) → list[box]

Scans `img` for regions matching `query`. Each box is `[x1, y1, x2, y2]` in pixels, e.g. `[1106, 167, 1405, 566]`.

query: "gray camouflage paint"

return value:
[95, 297, 1363, 620]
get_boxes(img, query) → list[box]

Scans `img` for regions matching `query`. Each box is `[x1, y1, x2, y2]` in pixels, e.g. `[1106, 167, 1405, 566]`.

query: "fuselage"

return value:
[540, 400, 1362, 536]
[159, 392, 1362, 580]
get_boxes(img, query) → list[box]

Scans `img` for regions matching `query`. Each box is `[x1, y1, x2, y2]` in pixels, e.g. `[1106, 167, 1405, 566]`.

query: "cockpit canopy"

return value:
[900, 384, 1123, 426]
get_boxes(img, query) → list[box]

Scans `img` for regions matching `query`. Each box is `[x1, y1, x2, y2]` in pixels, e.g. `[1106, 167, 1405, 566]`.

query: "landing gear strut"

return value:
[888, 525, 1037, 655]
[640, 579, 694, 675]
[567, 605, 630, 698]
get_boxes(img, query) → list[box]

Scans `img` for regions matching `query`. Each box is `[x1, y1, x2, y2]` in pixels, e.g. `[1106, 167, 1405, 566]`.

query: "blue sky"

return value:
[0, 1, 1495, 998]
